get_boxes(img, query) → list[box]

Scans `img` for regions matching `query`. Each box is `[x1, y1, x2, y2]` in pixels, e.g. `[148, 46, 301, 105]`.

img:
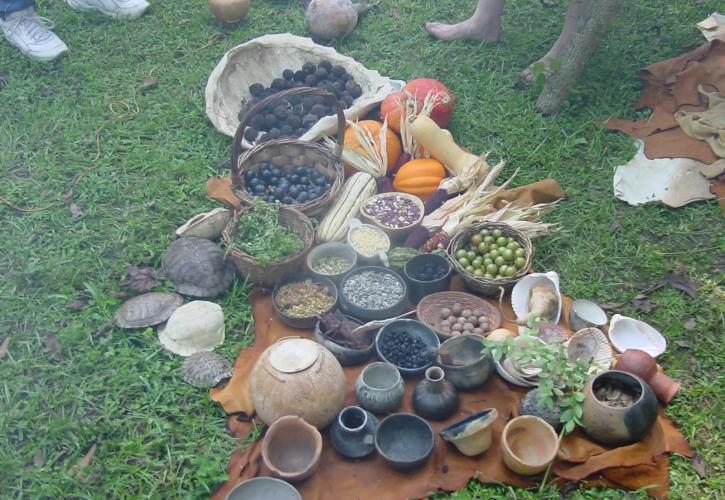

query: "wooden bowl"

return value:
[359, 192, 425, 241]
[416, 291, 501, 340]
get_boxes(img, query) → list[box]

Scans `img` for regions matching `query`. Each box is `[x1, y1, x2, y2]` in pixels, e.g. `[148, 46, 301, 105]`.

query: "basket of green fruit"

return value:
[446, 222, 533, 297]
[222, 202, 314, 289]
[231, 87, 345, 217]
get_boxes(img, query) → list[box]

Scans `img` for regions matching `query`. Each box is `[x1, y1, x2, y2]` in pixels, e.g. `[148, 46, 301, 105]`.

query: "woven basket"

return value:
[222, 205, 314, 289]
[446, 222, 533, 297]
[416, 291, 502, 340]
[231, 87, 345, 217]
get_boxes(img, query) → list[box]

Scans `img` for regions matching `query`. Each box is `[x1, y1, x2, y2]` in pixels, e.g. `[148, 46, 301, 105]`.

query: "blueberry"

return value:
[254, 184, 266, 194]
[297, 192, 309, 203]
[300, 176, 309, 184]
[282, 196, 295, 204]
[288, 185, 301, 197]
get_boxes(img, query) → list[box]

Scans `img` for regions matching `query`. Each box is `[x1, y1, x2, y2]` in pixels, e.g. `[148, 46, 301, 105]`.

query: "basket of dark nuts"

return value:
[231, 87, 345, 217]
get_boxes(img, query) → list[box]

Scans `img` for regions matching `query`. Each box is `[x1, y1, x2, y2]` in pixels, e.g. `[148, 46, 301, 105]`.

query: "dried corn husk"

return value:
[324, 119, 389, 177]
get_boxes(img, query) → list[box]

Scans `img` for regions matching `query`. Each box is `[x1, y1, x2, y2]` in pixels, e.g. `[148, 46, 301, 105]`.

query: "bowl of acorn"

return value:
[416, 291, 501, 340]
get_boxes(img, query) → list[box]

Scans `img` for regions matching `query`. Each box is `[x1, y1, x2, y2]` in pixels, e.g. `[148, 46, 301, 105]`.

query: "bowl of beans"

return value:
[338, 266, 407, 321]
[306, 242, 357, 283]
[272, 273, 338, 329]
[360, 193, 424, 241]
[346, 219, 391, 266]
[375, 319, 440, 377]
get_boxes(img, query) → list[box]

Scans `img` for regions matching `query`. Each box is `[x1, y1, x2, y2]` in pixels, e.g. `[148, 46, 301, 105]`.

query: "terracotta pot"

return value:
[614, 349, 680, 405]
[439, 408, 498, 456]
[501, 415, 559, 476]
[262, 416, 322, 482]
[250, 338, 346, 429]
[354, 362, 405, 414]
[412, 366, 459, 421]
[224, 477, 301, 500]
[582, 370, 658, 446]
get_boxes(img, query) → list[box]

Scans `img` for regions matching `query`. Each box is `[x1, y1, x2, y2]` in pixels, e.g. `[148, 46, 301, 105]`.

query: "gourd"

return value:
[404, 78, 455, 128]
[209, 0, 251, 24]
[343, 120, 401, 176]
[379, 91, 406, 133]
[392, 158, 446, 201]
[410, 116, 482, 177]
[317, 172, 377, 242]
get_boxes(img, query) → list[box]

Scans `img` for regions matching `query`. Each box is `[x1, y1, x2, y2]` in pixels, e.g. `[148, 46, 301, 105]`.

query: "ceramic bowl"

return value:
[272, 273, 338, 329]
[510, 271, 562, 326]
[568, 299, 607, 332]
[338, 266, 407, 322]
[439, 408, 499, 456]
[346, 219, 391, 266]
[403, 254, 452, 304]
[375, 413, 435, 472]
[416, 291, 501, 340]
[313, 316, 375, 366]
[306, 242, 357, 283]
[501, 415, 559, 476]
[224, 477, 301, 500]
[261, 415, 323, 482]
[436, 334, 494, 390]
[375, 319, 441, 377]
[354, 362, 405, 414]
[608, 315, 667, 358]
[359, 192, 425, 242]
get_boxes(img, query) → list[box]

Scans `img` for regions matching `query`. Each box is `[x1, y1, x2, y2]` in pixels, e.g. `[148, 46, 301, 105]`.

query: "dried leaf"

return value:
[66, 298, 88, 311]
[33, 449, 45, 468]
[609, 219, 621, 232]
[631, 296, 657, 313]
[74, 443, 97, 479]
[140, 76, 158, 90]
[683, 317, 697, 330]
[691, 452, 706, 478]
[93, 320, 115, 338]
[0, 336, 9, 359]
[177, 18, 191, 25]
[41, 333, 63, 360]
[68, 203, 84, 219]
[600, 301, 626, 310]
[119, 265, 160, 294]
[664, 268, 698, 298]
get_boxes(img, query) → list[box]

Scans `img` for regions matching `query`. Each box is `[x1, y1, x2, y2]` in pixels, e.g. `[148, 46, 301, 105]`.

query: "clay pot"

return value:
[374, 413, 435, 471]
[501, 416, 559, 476]
[250, 338, 346, 429]
[439, 408, 498, 456]
[329, 406, 379, 459]
[262, 416, 322, 482]
[225, 477, 301, 500]
[582, 370, 658, 446]
[354, 362, 405, 414]
[614, 349, 680, 405]
[518, 389, 562, 432]
[436, 334, 494, 390]
[412, 366, 459, 421]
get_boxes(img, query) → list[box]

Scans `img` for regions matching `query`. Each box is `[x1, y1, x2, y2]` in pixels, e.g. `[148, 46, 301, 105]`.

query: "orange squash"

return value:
[343, 120, 401, 176]
[379, 91, 406, 133]
[392, 158, 446, 201]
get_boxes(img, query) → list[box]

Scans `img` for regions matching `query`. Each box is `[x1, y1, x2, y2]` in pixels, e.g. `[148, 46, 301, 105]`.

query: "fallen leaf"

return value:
[68, 203, 84, 219]
[177, 18, 191, 25]
[664, 268, 698, 298]
[41, 333, 63, 361]
[609, 219, 621, 232]
[119, 265, 161, 294]
[632, 296, 657, 312]
[74, 443, 97, 479]
[599, 301, 626, 310]
[675, 340, 692, 348]
[0, 336, 9, 359]
[692, 452, 706, 478]
[93, 320, 115, 338]
[66, 298, 88, 311]
[683, 317, 697, 330]
[33, 449, 45, 468]
[140, 76, 158, 90]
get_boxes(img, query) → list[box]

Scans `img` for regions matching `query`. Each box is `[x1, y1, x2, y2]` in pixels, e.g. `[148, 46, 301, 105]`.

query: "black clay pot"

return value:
[329, 406, 379, 459]
[519, 388, 562, 432]
[403, 254, 452, 304]
[412, 366, 459, 421]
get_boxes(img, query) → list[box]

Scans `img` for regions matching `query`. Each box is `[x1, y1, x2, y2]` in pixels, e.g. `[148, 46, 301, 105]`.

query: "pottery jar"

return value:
[436, 334, 494, 390]
[261, 416, 322, 482]
[412, 366, 459, 421]
[329, 406, 380, 459]
[518, 388, 562, 432]
[250, 338, 346, 429]
[582, 370, 658, 446]
[439, 408, 498, 456]
[354, 362, 405, 414]
[501, 415, 559, 476]
[224, 477, 301, 500]
[614, 349, 680, 405]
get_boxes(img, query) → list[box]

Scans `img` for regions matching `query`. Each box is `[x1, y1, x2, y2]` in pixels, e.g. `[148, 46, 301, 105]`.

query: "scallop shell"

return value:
[205, 33, 395, 139]
[158, 300, 225, 356]
[608, 314, 667, 358]
[175, 208, 231, 240]
[181, 351, 233, 388]
[566, 327, 612, 374]
[114, 292, 183, 329]
[511, 271, 562, 326]
[161, 237, 236, 298]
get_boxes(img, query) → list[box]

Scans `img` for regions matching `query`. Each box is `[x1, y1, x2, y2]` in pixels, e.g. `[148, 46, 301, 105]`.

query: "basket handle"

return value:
[231, 87, 346, 179]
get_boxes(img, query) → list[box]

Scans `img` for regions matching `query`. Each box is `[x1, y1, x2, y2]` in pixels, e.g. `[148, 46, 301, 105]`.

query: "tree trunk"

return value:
[535, 0, 622, 114]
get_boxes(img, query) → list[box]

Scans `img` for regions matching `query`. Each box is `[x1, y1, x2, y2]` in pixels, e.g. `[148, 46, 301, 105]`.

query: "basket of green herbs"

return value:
[222, 201, 314, 288]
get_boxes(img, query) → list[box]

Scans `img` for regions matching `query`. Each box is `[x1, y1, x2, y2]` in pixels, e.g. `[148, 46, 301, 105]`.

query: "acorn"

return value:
[293, 70, 306, 82]
[331, 65, 346, 77]
[294, 127, 306, 137]
[249, 114, 265, 130]
[304, 74, 318, 86]
[267, 128, 281, 140]
[264, 113, 277, 129]
[282, 69, 295, 81]
[243, 127, 258, 142]
[248, 83, 265, 97]
[271, 78, 286, 91]
[318, 60, 333, 72]
[209, 0, 251, 24]
[302, 62, 316, 74]
[348, 83, 362, 99]
[314, 67, 328, 80]
[273, 106, 288, 120]
[310, 104, 327, 116]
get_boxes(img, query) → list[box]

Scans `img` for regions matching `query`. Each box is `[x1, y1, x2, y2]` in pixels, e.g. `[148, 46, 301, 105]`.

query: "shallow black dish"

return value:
[374, 413, 435, 472]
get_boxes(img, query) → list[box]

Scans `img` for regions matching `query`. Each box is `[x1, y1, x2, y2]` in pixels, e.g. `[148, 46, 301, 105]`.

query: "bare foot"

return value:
[520, 52, 561, 82]
[426, 19, 501, 43]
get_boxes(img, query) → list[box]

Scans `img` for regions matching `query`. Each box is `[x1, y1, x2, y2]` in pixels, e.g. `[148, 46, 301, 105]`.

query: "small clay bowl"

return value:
[403, 254, 452, 304]
[306, 242, 357, 284]
[359, 192, 425, 242]
[313, 315, 376, 366]
[436, 334, 494, 390]
[261, 416, 323, 483]
[375, 319, 441, 377]
[501, 415, 559, 476]
[224, 477, 301, 500]
[354, 362, 406, 414]
[272, 273, 338, 329]
[569, 299, 607, 332]
[439, 408, 499, 456]
[375, 413, 435, 472]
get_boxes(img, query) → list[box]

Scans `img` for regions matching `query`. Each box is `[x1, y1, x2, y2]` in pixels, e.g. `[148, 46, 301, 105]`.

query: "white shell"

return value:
[158, 301, 225, 356]
[566, 327, 612, 374]
[511, 271, 562, 325]
[205, 33, 395, 139]
[175, 208, 231, 240]
[608, 314, 667, 358]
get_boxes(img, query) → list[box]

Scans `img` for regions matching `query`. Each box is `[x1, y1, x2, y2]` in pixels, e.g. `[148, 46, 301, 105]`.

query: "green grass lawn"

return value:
[1, 0, 723, 498]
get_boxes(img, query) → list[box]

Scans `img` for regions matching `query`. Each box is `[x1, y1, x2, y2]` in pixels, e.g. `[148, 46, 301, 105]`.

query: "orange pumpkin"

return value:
[392, 158, 446, 200]
[379, 91, 406, 133]
[343, 120, 401, 176]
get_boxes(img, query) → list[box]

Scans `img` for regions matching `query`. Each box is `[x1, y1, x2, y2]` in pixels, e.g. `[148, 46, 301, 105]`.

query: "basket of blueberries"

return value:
[231, 87, 345, 217]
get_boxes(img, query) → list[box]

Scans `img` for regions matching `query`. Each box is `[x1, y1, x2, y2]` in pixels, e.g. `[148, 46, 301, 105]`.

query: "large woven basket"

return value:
[231, 87, 345, 217]
[446, 222, 533, 297]
[222, 205, 314, 289]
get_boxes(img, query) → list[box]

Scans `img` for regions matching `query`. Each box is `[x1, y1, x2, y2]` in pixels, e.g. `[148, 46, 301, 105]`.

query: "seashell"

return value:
[161, 237, 236, 298]
[511, 271, 562, 326]
[175, 208, 231, 240]
[495, 357, 537, 387]
[568, 299, 607, 332]
[181, 351, 233, 388]
[566, 327, 612, 374]
[158, 301, 225, 356]
[608, 314, 666, 358]
[114, 292, 183, 329]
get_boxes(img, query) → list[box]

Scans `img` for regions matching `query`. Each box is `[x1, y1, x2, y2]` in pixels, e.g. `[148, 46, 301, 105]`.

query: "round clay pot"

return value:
[518, 388, 562, 432]
[436, 334, 494, 390]
[262, 416, 322, 482]
[501, 415, 559, 476]
[250, 338, 346, 429]
[374, 413, 435, 472]
[582, 370, 658, 446]
[354, 362, 405, 414]
[614, 349, 680, 405]
[329, 406, 379, 459]
[439, 408, 498, 456]
[224, 477, 301, 500]
[412, 366, 459, 421]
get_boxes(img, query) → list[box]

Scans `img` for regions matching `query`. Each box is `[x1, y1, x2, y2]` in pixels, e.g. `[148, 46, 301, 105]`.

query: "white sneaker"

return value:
[67, 0, 150, 20]
[0, 8, 68, 62]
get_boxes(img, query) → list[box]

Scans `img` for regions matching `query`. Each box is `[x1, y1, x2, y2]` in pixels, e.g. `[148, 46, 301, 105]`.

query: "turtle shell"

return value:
[161, 237, 236, 298]
[181, 351, 233, 388]
[114, 292, 183, 329]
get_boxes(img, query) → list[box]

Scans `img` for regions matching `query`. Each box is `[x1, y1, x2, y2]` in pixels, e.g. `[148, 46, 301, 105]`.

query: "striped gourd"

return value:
[317, 172, 377, 243]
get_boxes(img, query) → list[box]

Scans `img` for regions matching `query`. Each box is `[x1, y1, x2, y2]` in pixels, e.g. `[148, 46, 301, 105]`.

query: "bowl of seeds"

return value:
[272, 273, 338, 329]
[338, 266, 407, 322]
[346, 219, 391, 266]
[360, 193, 424, 241]
[375, 319, 441, 377]
[306, 242, 357, 283]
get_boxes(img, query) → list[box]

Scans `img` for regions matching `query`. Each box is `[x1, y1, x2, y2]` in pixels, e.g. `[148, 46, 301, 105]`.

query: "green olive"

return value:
[486, 263, 498, 274]
[458, 257, 470, 267]
[466, 251, 477, 261]
[472, 257, 483, 267]
[502, 248, 514, 261]
[496, 236, 507, 246]
[494, 256, 505, 266]
[465, 265, 475, 273]
[492, 229, 503, 238]
[514, 256, 526, 268]
[473, 268, 484, 277]
[456, 249, 467, 259]
[484, 273, 494, 279]
[489, 249, 500, 260]
[507, 241, 519, 250]
[483, 235, 495, 244]
[471, 234, 483, 245]
[478, 242, 489, 253]
[483, 257, 493, 266]
[515, 248, 526, 258]
[489, 243, 498, 251]
[480, 229, 490, 236]
[504, 266, 516, 277]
